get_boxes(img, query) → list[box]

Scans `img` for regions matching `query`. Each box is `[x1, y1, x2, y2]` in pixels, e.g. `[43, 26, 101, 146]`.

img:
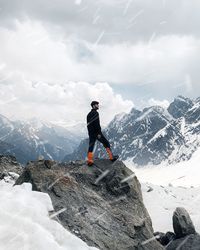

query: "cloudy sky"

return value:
[0, 0, 199, 126]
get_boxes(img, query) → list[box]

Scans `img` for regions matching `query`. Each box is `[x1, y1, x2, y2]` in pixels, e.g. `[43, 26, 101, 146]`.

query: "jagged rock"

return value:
[162, 207, 200, 250]
[167, 96, 193, 119]
[166, 234, 200, 250]
[147, 186, 153, 192]
[173, 207, 196, 238]
[15, 159, 164, 250]
[154, 231, 175, 246]
[0, 155, 23, 177]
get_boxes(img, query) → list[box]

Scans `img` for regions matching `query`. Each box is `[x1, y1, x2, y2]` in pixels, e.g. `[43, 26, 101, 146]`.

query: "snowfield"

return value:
[126, 147, 200, 234]
[0, 181, 97, 250]
[141, 182, 200, 233]
[126, 147, 200, 187]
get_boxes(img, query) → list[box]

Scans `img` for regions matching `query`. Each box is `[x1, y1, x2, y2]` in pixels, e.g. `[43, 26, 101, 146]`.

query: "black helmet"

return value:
[91, 101, 99, 107]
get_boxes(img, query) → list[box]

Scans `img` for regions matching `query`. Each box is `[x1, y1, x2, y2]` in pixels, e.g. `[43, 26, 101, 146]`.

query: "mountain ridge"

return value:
[64, 96, 200, 166]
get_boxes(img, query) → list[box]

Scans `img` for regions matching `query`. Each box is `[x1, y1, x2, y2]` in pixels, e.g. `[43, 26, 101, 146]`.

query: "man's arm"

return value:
[93, 112, 101, 134]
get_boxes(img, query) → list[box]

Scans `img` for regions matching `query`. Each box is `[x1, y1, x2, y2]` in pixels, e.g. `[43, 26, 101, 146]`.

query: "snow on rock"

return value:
[0, 181, 97, 250]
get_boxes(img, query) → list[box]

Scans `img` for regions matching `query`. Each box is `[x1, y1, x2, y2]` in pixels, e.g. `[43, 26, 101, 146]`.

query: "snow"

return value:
[126, 147, 200, 187]
[147, 124, 169, 144]
[0, 181, 98, 250]
[135, 108, 153, 122]
[142, 183, 200, 233]
[125, 147, 200, 233]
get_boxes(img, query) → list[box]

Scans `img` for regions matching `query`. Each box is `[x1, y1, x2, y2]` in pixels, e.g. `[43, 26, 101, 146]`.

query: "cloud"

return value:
[0, 0, 200, 44]
[1, 20, 200, 100]
[147, 98, 170, 109]
[0, 70, 133, 125]
[0, 0, 199, 123]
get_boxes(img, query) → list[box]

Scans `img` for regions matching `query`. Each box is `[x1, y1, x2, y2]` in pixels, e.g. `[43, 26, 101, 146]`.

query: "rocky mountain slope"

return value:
[0, 116, 80, 164]
[15, 159, 164, 250]
[64, 96, 200, 166]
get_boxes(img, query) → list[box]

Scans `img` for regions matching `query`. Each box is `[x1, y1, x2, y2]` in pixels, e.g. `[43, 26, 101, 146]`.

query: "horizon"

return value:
[0, 94, 198, 129]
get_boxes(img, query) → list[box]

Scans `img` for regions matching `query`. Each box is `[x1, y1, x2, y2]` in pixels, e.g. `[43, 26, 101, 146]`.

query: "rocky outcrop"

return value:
[15, 159, 164, 250]
[155, 207, 200, 250]
[172, 207, 196, 238]
[0, 155, 23, 181]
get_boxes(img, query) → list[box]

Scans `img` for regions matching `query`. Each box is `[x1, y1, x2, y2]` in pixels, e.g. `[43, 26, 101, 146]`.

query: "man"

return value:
[86, 101, 118, 166]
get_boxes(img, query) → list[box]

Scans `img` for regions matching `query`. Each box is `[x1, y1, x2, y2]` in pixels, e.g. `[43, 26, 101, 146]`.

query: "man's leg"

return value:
[87, 135, 96, 166]
[97, 133, 114, 160]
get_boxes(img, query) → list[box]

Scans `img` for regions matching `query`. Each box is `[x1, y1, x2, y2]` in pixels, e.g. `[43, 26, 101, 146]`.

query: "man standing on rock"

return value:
[86, 101, 118, 166]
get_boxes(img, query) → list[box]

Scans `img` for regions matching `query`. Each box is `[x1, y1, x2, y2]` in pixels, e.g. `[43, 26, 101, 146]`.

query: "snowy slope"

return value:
[141, 182, 200, 234]
[0, 181, 97, 250]
[125, 148, 200, 234]
[125, 147, 200, 187]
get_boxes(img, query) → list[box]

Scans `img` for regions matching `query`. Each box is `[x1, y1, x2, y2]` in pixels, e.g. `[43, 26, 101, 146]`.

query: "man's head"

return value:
[91, 101, 99, 110]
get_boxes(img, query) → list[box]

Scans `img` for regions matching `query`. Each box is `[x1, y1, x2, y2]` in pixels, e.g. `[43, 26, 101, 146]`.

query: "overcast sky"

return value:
[0, 0, 199, 126]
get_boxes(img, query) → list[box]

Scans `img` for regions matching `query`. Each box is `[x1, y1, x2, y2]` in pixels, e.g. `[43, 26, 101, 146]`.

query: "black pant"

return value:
[88, 132, 110, 152]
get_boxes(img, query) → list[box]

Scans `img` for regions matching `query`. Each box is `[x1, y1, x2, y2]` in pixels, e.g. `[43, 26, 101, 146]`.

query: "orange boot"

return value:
[87, 152, 94, 166]
[106, 148, 113, 160]
[106, 148, 119, 162]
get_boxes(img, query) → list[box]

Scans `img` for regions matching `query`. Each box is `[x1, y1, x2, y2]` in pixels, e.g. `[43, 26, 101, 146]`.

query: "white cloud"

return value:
[1, 20, 200, 91]
[147, 98, 170, 109]
[0, 19, 199, 125]
[0, 70, 133, 125]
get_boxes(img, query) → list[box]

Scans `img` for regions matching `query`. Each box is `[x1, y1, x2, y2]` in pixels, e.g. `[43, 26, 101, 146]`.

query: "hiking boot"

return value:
[110, 155, 119, 162]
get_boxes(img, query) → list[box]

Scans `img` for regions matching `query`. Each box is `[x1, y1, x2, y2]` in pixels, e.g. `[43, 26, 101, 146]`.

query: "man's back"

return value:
[87, 109, 101, 135]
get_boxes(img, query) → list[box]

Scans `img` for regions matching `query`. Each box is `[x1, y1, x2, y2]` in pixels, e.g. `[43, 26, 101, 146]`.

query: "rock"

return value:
[154, 231, 175, 246]
[147, 186, 153, 192]
[15, 159, 164, 250]
[164, 207, 200, 250]
[173, 207, 196, 238]
[0, 155, 23, 178]
[166, 234, 200, 250]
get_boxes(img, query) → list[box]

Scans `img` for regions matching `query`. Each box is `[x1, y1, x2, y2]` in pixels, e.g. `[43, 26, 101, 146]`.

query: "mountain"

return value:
[0, 115, 80, 164]
[64, 96, 200, 166]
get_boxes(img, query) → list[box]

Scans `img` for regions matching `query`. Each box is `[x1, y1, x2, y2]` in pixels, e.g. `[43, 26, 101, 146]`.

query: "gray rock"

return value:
[173, 207, 196, 238]
[0, 155, 23, 178]
[15, 159, 164, 250]
[166, 234, 200, 250]
[154, 231, 175, 246]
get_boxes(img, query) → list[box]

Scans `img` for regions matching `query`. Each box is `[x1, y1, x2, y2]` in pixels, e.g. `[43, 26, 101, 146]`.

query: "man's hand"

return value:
[97, 134, 101, 139]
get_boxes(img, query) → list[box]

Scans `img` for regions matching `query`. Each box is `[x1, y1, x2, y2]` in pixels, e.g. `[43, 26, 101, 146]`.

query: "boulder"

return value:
[162, 207, 200, 250]
[15, 159, 164, 250]
[173, 207, 196, 238]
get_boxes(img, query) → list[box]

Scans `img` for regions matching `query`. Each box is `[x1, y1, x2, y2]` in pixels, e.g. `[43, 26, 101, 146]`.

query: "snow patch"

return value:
[0, 181, 98, 250]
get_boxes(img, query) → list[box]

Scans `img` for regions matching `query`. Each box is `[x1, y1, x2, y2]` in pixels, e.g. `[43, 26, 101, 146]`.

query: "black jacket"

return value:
[87, 109, 101, 136]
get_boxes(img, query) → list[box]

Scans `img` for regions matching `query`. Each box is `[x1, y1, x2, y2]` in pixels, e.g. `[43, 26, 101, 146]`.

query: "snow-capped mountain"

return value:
[0, 115, 80, 164]
[64, 96, 200, 166]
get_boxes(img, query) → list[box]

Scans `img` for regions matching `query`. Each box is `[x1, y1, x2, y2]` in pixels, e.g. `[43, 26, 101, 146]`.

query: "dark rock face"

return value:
[167, 96, 193, 119]
[166, 234, 200, 250]
[154, 231, 175, 246]
[0, 155, 23, 179]
[173, 207, 196, 238]
[15, 159, 164, 250]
